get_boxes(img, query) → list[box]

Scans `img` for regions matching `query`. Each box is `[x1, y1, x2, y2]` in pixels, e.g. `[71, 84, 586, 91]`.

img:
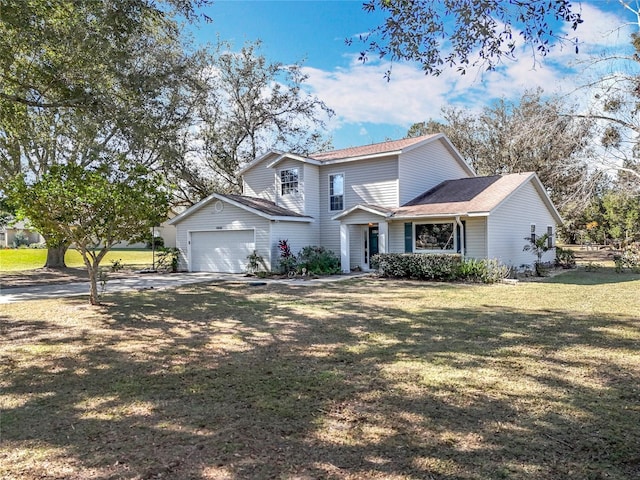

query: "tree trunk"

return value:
[88, 264, 100, 306]
[44, 244, 69, 268]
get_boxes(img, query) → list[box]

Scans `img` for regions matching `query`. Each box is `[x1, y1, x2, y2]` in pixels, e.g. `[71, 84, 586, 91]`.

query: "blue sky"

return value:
[189, 1, 638, 150]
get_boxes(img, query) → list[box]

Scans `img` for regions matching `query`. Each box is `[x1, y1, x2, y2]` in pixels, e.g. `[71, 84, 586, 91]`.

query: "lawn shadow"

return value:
[1, 280, 639, 479]
[544, 267, 640, 285]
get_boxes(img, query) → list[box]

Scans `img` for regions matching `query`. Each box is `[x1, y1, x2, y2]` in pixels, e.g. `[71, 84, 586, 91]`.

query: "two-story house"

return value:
[169, 134, 562, 273]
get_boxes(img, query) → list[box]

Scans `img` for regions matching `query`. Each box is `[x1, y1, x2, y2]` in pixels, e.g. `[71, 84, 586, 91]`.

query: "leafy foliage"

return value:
[408, 90, 595, 211]
[277, 239, 298, 274]
[9, 163, 169, 304]
[457, 258, 510, 284]
[297, 246, 340, 275]
[0, 0, 209, 111]
[577, 191, 640, 247]
[0, 0, 207, 266]
[246, 250, 268, 275]
[372, 253, 462, 281]
[555, 246, 576, 269]
[523, 233, 552, 276]
[156, 247, 180, 273]
[169, 41, 334, 203]
[373, 253, 508, 283]
[614, 244, 640, 273]
[355, 0, 582, 77]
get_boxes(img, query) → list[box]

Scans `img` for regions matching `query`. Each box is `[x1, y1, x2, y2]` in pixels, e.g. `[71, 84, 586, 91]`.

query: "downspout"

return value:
[455, 216, 465, 258]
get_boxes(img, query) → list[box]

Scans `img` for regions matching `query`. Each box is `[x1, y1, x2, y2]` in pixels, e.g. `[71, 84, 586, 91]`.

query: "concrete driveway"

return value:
[0, 272, 370, 304]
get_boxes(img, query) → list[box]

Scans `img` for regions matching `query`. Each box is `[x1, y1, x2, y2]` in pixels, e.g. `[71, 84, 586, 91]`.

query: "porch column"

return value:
[378, 221, 389, 254]
[340, 223, 350, 273]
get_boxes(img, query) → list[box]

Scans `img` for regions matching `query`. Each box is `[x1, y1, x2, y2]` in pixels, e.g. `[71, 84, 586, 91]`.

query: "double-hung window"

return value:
[280, 168, 299, 195]
[414, 222, 455, 252]
[329, 173, 344, 211]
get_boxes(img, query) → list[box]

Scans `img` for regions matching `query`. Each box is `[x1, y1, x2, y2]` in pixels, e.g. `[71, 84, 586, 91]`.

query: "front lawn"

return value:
[1, 271, 639, 479]
[0, 248, 154, 272]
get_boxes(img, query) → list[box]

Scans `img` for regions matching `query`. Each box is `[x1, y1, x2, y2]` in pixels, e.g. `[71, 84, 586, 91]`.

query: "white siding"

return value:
[388, 221, 406, 253]
[487, 181, 557, 268]
[464, 217, 487, 259]
[319, 156, 398, 253]
[399, 139, 473, 204]
[276, 159, 305, 215]
[304, 164, 320, 214]
[242, 163, 277, 202]
[270, 221, 318, 272]
[174, 201, 272, 271]
[349, 225, 364, 270]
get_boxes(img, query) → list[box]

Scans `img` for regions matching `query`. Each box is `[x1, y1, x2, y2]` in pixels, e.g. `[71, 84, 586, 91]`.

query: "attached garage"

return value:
[169, 193, 313, 274]
[189, 229, 255, 273]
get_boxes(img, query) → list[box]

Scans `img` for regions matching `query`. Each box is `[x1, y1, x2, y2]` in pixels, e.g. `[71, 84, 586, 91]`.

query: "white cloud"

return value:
[302, 2, 635, 137]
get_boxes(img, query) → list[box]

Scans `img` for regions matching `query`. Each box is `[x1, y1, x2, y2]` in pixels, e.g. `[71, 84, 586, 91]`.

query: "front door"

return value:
[365, 225, 379, 268]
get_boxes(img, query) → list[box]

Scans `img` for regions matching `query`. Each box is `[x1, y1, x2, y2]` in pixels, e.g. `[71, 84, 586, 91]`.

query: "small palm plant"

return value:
[523, 233, 551, 276]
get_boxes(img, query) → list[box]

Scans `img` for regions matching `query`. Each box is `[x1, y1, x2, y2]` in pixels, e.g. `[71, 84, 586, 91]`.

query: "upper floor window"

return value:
[280, 168, 299, 195]
[415, 222, 455, 251]
[329, 173, 344, 211]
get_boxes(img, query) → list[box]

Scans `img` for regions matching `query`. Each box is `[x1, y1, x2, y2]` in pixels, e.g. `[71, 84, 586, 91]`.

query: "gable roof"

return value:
[168, 193, 313, 225]
[331, 204, 395, 221]
[392, 173, 562, 223]
[309, 135, 439, 162]
[238, 133, 474, 176]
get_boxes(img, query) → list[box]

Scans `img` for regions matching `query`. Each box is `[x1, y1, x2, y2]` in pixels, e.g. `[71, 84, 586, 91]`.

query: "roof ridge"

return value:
[309, 134, 439, 161]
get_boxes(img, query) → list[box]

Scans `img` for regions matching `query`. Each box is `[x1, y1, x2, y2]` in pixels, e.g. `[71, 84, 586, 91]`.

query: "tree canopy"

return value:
[0, 0, 207, 267]
[0, 0, 209, 110]
[167, 41, 333, 205]
[9, 163, 170, 305]
[356, 0, 583, 77]
[407, 90, 595, 210]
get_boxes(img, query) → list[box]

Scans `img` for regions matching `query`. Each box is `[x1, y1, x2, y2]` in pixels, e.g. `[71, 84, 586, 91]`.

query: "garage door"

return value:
[190, 230, 255, 273]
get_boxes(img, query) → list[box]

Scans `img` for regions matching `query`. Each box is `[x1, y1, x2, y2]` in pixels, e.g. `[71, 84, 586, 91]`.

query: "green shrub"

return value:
[246, 250, 267, 274]
[278, 239, 298, 274]
[372, 253, 462, 281]
[458, 258, 510, 284]
[297, 246, 340, 275]
[613, 243, 640, 273]
[373, 254, 509, 283]
[555, 246, 576, 269]
[12, 230, 31, 248]
[156, 247, 180, 272]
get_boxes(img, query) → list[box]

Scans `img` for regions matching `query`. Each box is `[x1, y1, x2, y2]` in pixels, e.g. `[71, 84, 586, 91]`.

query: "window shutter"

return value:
[404, 223, 413, 253]
[456, 221, 466, 254]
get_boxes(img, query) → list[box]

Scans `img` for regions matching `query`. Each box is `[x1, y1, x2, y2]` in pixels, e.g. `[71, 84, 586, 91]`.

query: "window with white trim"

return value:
[280, 168, 299, 195]
[414, 222, 455, 252]
[530, 224, 536, 242]
[547, 226, 553, 248]
[329, 173, 344, 211]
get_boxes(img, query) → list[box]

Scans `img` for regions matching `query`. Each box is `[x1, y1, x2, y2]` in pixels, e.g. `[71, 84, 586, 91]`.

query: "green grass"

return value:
[1, 271, 639, 479]
[0, 248, 154, 271]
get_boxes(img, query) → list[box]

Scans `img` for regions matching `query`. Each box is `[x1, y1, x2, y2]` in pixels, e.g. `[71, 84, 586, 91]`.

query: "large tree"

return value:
[10, 164, 169, 305]
[0, 0, 209, 110]
[168, 41, 334, 205]
[0, 0, 207, 267]
[355, 0, 583, 77]
[407, 90, 595, 210]
[574, 26, 640, 188]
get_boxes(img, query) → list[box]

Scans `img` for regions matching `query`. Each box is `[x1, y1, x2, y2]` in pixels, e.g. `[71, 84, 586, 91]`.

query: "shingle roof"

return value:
[309, 135, 438, 162]
[221, 194, 311, 218]
[393, 173, 535, 217]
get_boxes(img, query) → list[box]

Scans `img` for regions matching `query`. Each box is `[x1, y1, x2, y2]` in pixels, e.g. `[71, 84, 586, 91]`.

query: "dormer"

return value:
[239, 151, 321, 217]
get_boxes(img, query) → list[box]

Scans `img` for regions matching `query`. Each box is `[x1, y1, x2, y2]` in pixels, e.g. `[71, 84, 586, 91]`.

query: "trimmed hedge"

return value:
[371, 253, 462, 281]
[372, 253, 509, 283]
